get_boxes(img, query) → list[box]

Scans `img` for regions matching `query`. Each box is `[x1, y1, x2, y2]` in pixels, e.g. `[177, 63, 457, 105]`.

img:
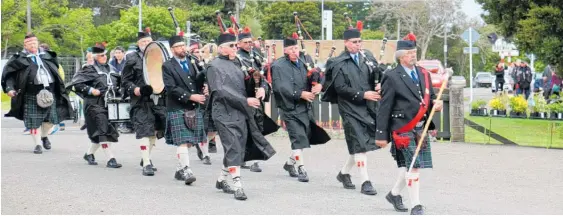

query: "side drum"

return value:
[143, 41, 172, 95]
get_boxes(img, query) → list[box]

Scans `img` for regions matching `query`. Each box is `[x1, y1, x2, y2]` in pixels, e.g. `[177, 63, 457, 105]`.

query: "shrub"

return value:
[471, 99, 487, 110]
[509, 96, 528, 113]
[533, 94, 548, 113]
[489, 97, 506, 111]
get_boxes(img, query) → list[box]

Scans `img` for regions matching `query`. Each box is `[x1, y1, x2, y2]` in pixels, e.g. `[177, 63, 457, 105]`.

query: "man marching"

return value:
[2, 33, 72, 154]
[122, 28, 167, 176]
[322, 23, 381, 196]
[206, 29, 276, 200]
[271, 35, 330, 183]
[236, 27, 271, 173]
[67, 43, 122, 168]
[375, 35, 443, 215]
[162, 35, 207, 185]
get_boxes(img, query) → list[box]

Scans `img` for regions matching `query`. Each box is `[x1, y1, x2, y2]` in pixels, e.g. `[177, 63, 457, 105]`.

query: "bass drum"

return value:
[143, 41, 172, 95]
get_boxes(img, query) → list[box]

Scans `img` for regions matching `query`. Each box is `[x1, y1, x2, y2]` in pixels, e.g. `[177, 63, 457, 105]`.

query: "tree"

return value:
[476, 0, 562, 75]
[369, 0, 466, 60]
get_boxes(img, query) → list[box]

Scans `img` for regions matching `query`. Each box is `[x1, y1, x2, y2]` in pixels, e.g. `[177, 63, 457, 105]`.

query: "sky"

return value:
[461, 0, 485, 21]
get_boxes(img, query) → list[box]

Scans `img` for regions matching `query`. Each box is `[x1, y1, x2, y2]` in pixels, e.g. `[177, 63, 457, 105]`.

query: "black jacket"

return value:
[162, 56, 205, 111]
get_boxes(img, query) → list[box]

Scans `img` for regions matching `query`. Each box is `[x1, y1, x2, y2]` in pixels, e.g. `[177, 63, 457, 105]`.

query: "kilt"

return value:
[23, 94, 60, 129]
[391, 126, 433, 170]
[165, 109, 206, 146]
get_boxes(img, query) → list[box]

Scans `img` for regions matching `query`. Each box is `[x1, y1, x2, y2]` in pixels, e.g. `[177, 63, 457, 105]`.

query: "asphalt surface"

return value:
[2, 115, 563, 215]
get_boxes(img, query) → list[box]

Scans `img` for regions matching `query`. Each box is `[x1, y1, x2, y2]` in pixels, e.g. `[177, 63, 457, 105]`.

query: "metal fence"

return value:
[58, 56, 82, 84]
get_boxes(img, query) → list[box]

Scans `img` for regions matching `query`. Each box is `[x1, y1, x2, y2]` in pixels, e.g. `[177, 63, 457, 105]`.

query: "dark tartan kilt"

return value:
[23, 94, 60, 129]
[391, 127, 433, 170]
[165, 109, 206, 146]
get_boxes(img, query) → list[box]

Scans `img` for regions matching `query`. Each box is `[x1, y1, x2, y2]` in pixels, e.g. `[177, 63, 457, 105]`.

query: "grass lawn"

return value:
[465, 115, 563, 149]
[1, 93, 11, 111]
[464, 125, 502, 144]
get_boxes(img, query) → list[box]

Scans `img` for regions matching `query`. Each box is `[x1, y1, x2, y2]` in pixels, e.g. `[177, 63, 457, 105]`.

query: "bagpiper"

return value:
[1, 33, 72, 154]
[375, 34, 443, 215]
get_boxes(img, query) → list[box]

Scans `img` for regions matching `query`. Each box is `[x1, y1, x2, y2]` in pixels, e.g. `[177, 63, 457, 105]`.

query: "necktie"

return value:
[32, 56, 37, 64]
[180, 60, 190, 74]
[295, 60, 300, 68]
[354, 54, 359, 65]
[410, 70, 419, 83]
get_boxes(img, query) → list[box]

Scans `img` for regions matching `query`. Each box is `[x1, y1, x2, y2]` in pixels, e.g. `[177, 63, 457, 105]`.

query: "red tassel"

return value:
[227, 27, 236, 35]
[178, 31, 184, 37]
[356, 21, 363, 32]
[243, 26, 251, 34]
[403, 32, 417, 42]
[292, 32, 299, 39]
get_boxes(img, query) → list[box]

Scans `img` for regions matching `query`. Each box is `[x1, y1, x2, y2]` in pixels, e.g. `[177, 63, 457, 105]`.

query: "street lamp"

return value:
[443, 23, 452, 68]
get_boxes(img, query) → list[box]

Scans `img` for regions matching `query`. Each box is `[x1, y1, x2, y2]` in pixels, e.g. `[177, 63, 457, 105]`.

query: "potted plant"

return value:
[470, 99, 488, 116]
[489, 96, 507, 117]
[549, 102, 563, 120]
[509, 96, 528, 118]
[530, 94, 548, 119]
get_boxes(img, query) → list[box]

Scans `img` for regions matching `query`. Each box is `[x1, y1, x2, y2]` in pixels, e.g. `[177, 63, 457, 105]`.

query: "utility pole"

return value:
[27, 0, 32, 32]
[138, 0, 142, 31]
[444, 24, 448, 68]
[396, 19, 401, 40]
[236, 0, 240, 21]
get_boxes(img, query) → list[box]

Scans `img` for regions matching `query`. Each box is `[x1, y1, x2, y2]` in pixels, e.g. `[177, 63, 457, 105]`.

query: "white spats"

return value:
[218, 164, 230, 181]
[31, 129, 41, 146]
[292, 149, 304, 166]
[40, 123, 53, 138]
[406, 171, 421, 206]
[354, 153, 369, 183]
[87, 143, 100, 155]
[340, 155, 355, 174]
[229, 166, 242, 189]
[177, 146, 190, 168]
[148, 136, 156, 154]
[391, 167, 407, 196]
[101, 143, 115, 159]
[140, 138, 150, 167]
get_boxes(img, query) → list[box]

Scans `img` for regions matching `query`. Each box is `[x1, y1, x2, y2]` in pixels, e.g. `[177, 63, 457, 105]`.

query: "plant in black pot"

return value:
[509, 95, 528, 118]
[489, 96, 507, 117]
[470, 99, 488, 116]
[548, 102, 563, 120]
[530, 94, 548, 119]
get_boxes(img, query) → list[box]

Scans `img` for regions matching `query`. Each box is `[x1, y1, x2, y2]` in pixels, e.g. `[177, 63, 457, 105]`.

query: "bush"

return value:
[489, 97, 506, 111]
[509, 96, 528, 113]
[471, 99, 487, 110]
[549, 102, 563, 113]
[533, 94, 548, 113]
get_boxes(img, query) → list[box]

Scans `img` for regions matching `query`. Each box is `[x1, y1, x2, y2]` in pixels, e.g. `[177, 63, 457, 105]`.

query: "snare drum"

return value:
[107, 98, 131, 122]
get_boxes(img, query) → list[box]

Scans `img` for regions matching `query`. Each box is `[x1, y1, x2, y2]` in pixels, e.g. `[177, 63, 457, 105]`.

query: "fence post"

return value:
[449, 76, 466, 142]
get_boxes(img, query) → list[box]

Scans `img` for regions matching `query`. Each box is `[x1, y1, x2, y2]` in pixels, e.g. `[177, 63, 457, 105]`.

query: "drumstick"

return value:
[406, 74, 449, 175]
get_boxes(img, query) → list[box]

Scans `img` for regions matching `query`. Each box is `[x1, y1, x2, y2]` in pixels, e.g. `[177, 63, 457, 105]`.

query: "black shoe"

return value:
[196, 145, 204, 160]
[249, 162, 262, 172]
[336, 171, 355, 189]
[215, 180, 235, 194]
[140, 159, 158, 171]
[410, 205, 424, 215]
[41, 137, 51, 150]
[80, 124, 87, 130]
[83, 153, 97, 165]
[34, 145, 43, 154]
[241, 163, 251, 169]
[203, 156, 212, 165]
[183, 168, 196, 185]
[174, 169, 185, 181]
[386, 192, 408, 212]
[209, 144, 217, 153]
[106, 158, 122, 168]
[234, 188, 247, 200]
[297, 165, 309, 182]
[360, 181, 377, 195]
[283, 163, 298, 177]
[143, 165, 155, 176]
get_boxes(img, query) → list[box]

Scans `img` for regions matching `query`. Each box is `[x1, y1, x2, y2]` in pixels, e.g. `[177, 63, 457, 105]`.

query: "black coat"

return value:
[207, 55, 277, 165]
[271, 56, 330, 147]
[1, 50, 72, 121]
[375, 65, 437, 142]
[162, 56, 205, 112]
[67, 63, 120, 143]
[236, 49, 271, 101]
[121, 49, 146, 100]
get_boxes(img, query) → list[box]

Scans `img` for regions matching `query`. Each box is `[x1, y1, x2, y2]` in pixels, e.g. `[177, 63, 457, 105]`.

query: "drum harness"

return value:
[92, 64, 119, 108]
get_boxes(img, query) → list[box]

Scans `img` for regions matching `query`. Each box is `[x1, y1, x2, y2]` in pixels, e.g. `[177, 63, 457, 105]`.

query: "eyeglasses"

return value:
[350, 40, 362, 44]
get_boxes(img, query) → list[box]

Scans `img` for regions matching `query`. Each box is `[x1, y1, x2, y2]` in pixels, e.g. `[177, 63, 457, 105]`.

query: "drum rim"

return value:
[142, 41, 171, 95]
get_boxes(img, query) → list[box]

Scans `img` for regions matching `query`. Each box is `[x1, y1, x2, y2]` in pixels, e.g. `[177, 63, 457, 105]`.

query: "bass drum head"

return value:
[143, 41, 171, 95]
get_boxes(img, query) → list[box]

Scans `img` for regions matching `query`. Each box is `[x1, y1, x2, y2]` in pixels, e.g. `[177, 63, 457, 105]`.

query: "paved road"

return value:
[463, 87, 497, 110]
[2, 117, 562, 215]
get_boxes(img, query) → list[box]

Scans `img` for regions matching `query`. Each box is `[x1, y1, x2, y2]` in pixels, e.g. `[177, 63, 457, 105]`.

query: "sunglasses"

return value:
[222, 43, 237, 48]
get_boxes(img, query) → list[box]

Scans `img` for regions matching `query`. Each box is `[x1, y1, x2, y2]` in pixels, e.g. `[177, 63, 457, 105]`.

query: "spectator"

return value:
[550, 70, 562, 97]
[109, 46, 126, 73]
[517, 61, 533, 99]
[494, 61, 507, 93]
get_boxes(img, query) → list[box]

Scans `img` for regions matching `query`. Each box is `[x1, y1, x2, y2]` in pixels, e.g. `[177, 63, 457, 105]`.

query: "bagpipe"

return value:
[293, 12, 322, 92]
[344, 13, 382, 89]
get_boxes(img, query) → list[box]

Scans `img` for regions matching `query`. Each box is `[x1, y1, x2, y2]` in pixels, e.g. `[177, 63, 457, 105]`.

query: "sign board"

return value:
[463, 47, 479, 54]
[461, 28, 480, 45]
[492, 38, 517, 52]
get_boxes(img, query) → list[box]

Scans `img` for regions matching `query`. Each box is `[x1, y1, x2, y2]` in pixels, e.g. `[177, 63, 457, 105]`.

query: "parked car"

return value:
[473, 72, 494, 88]
[417, 60, 449, 88]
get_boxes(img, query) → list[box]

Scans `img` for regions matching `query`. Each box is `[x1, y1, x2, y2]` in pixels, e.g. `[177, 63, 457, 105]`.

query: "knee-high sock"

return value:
[40, 122, 53, 138]
[199, 141, 209, 157]
[354, 153, 369, 183]
[292, 149, 303, 166]
[101, 143, 115, 159]
[340, 155, 355, 174]
[406, 171, 421, 206]
[177, 146, 190, 169]
[391, 167, 407, 196]
[148, 136, 156, 154]
[229, 166, 242, 189]
[207, 133, 216, 143]
[31, 128, 41, 146]
[86, 143, 100, 155]
[140, 138, 150, 167]
[218, 164, 230, 181]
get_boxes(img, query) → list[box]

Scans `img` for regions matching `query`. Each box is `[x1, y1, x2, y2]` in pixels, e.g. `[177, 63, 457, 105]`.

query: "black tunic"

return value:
[321, 50, 380, 154]
[1, 50, 72, 123]
[206, 55, 277, 167]
[271, 55, 330, 150]
[121, 48, 166, 139]
[67, 62, 120, 143]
